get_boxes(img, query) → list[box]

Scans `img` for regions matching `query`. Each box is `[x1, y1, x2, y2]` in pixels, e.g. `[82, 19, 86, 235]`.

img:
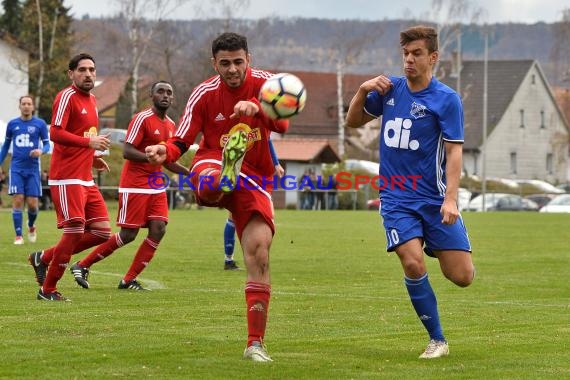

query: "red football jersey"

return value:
[119, 108, 175, 191]
[172, 67, 289, 180]
[49, 85, 99, 183]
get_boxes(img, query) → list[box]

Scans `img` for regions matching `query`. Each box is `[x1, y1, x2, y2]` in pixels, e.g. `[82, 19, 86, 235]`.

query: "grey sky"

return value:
[64, 0, 568, 24]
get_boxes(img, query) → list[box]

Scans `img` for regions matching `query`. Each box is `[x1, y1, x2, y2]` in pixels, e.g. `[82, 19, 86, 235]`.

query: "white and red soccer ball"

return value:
[259, 73, 307, 120]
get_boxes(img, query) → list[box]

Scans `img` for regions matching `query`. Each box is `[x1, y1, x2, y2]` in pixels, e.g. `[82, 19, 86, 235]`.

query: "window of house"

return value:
[531, 74, 536, 85]
[540, 109, 545, 129]
[510, 152, 517, 174]
[546, 153, 553, 174]
[520, 109, 525, 128]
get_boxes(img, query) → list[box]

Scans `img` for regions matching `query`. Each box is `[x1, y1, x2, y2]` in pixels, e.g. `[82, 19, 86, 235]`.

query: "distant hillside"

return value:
[72, 17, 565, 84]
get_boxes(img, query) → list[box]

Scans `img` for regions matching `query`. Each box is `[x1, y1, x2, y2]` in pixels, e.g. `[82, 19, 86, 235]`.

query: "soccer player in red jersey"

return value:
[29, 53, 112, 301]
[69, 81, 188, 290]
[146, 32, 288, 362]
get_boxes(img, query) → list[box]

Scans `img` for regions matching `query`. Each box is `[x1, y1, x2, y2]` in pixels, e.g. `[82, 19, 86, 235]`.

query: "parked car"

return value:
[524, 194, 557, 210]
[539, 194, 570, 213]
[458, 188, 472, 211]
[367, 198, 381, 210]
[100, 128, 127, 144]
[367, 189, 470, 211]
[556, 183, 570, 193]
[466, 193, 539, 211]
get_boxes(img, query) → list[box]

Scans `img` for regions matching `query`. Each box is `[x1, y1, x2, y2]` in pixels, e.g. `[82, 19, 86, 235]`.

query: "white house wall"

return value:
[0, 40, 28, 128]
[473, 64, 568, 183]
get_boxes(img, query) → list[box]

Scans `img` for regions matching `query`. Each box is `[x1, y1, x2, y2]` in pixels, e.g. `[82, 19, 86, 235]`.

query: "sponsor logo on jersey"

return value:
[83, 126, 98, 138]
[214, 112, 225, 121]
[386, 98, 395, 106]
[220, 123, 260, 151]
[15, 133, 34, 148]
[410, 102, 427, 119]
[81, 108, 88, 114]
[384, 118, 419, 150]
[154, 129, 160, 135]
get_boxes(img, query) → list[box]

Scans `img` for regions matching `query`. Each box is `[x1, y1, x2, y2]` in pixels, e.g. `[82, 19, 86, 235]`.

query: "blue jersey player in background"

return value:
[345, 25, 475, 359]
[0, 96, 50, 245]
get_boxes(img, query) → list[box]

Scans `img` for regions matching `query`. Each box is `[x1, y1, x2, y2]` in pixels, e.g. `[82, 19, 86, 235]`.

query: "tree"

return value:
[19, 0, 72, 120]
[0, 0, 23, 37]
[551, 8, 570, 85]
[113, 0, 190, 116]
[418, 0, 485, 82]
[115, 75, 135, 129]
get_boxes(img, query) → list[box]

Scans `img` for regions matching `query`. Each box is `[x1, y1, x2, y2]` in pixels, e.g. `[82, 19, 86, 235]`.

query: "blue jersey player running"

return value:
[0, 96, 50, 245]
[346, 25, 475, 359]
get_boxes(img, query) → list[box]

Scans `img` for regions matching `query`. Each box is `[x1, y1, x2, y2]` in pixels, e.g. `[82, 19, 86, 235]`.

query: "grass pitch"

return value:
[0, 207, 569, 379]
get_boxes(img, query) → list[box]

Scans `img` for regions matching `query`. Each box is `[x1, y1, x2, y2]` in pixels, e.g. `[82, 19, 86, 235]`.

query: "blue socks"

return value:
[224, 218, 236, 261]
[12, 209, 23, 237]
[405, 273, 445, 341]
[28, 208, 38, 229]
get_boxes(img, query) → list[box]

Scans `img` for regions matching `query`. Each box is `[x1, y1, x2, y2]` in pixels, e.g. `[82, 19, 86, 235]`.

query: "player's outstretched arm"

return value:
[124, 142, 150, 162]
[163, 162, 189, 175]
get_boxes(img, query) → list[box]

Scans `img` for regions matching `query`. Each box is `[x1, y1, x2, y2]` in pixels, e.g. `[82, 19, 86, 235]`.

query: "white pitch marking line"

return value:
[10, 262, 166, 289]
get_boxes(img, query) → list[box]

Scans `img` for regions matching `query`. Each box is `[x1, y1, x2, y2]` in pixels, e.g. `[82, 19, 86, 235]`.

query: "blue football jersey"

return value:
[4, 116, 49, 171]
[364, 76, 463, 202]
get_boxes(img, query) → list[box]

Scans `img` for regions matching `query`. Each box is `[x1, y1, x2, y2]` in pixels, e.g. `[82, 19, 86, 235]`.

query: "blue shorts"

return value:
[380, 199, 471, 256]
[8, 169, 42, 198]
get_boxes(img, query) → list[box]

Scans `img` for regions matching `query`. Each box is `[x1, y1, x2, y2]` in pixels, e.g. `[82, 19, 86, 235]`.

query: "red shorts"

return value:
[50, 184, 110, 228]
[117, 192, 168, 228]
[191, 158, 275, 239]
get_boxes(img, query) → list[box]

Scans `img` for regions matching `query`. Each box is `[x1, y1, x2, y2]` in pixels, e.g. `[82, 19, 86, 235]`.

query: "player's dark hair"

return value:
[19, 95, 34, 104]
[400, 26, 438, 53]
[68, 53, 95, 71]
[150, 80, 172, 94]
[212, 32, 248, 56]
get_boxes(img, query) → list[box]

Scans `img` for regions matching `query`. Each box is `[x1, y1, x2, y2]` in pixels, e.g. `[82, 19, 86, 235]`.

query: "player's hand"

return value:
[89, 133, 111, 151]
[360, 75, 393, 95]
[29, 149, 42, 158]
[230, 100, 259, 119]
[274, 163, 285, 178]
[93, 157, 110, 172]
[440, 198, 459, 225]
[145, 144, 167, 164]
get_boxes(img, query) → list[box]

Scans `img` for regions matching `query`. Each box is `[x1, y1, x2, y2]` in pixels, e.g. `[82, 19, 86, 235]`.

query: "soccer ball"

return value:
[259, 73, 307, 119]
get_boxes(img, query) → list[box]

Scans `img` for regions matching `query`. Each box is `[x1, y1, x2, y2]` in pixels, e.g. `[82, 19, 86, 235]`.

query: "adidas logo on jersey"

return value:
[154, 129, 160, 135]
[384, 118, 419, 150]
[81, 108, 87, 114]
[214, 113, 225, 121]
[386, 98, 395, 106]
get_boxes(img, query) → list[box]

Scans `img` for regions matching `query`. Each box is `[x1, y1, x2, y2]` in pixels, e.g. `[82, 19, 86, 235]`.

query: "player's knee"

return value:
[120, 230, 138, 244]
[149, 224, 166, 240]
[400, 259, 426, 278]
[448, 266, 475, 287]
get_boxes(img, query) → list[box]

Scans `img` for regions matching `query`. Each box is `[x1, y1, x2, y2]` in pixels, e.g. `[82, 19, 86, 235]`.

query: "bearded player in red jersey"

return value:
[68, 81, 188, 291]
[28, 53, 112, 301]
[146, 32, 288, 362]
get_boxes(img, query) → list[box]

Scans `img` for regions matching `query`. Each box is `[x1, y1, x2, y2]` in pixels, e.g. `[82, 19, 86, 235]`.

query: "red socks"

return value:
[40, 227, 112, 264]
[245, 282, 271, 347]
[123, 237, 159, 282]
[79, 233, 124, 267]
[42, 226, 84, 293]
